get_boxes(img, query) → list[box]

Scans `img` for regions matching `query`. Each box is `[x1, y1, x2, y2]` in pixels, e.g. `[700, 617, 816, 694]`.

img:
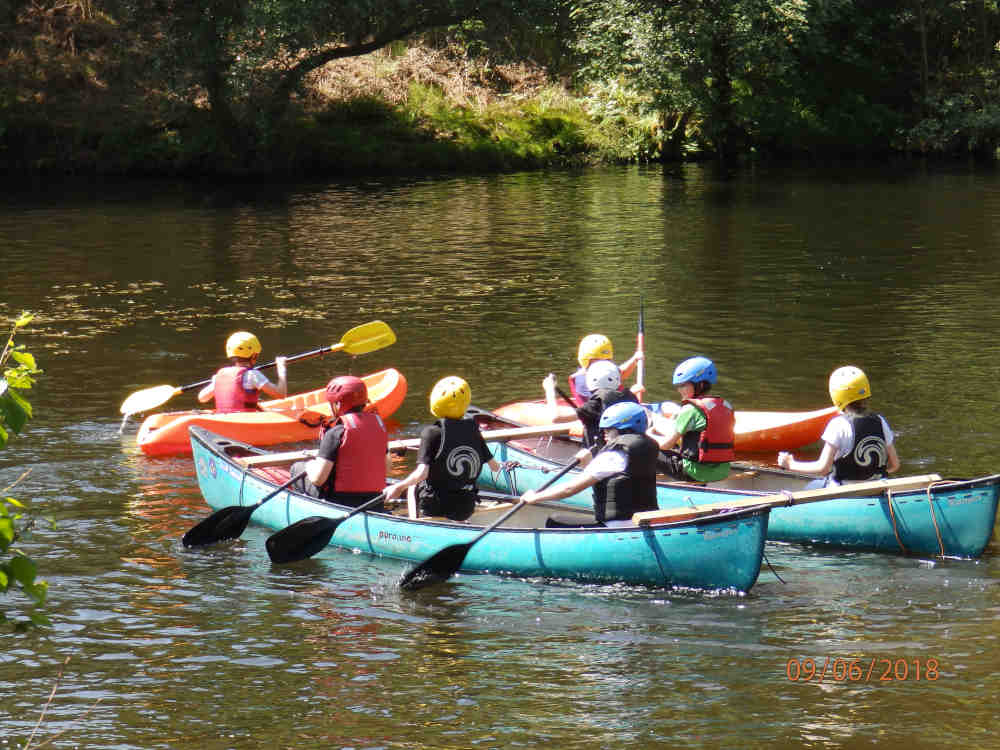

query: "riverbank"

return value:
[0, 16, 661, 177]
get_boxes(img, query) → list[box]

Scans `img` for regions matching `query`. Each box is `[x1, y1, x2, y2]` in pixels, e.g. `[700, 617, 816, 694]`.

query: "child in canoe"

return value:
[521, 401, 659, 527]
[778, 366, 899, 487]
[384, 376, 504, 521]
[547, 360, 639, 451]
[561, 333, 644, 406]
[290, 375, 388, 509]
[647, 356, 735, 483]
[197, 331, 287, 412]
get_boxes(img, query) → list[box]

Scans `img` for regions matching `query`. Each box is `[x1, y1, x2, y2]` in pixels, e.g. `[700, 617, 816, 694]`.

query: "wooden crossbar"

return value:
[632, 473, 945, 525]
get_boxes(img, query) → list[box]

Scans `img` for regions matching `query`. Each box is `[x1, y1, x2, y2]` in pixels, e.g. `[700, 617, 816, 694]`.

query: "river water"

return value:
[1, 164, 999, 748]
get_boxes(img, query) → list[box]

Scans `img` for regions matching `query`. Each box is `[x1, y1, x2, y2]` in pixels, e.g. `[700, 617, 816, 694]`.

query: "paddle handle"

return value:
[335, 491, 386, 525]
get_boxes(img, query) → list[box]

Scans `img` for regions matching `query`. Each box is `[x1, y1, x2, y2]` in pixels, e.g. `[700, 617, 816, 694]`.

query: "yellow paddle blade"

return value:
[338, 320, 396, 355]
[119, 384, 182, 415]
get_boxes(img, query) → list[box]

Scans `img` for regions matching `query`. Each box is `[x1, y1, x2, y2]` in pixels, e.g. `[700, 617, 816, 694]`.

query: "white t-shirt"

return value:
[582, 449, 628, 481]
[211, 369, 272, 391]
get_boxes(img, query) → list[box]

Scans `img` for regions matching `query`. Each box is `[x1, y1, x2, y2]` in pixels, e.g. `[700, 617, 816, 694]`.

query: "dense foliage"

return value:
[1, 0, 998, 171]
[0, 313, 48, 631]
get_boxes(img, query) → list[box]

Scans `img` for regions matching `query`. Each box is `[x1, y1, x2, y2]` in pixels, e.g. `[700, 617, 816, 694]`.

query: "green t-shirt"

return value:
[674, 403, 731, 483]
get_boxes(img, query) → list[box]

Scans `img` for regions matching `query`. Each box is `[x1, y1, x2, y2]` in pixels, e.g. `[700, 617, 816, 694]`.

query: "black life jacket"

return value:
[578, 387, 639, 449]
[832, 413, 889, 481]
[426, 418, 485, 495]
[595, 433, 659, 523]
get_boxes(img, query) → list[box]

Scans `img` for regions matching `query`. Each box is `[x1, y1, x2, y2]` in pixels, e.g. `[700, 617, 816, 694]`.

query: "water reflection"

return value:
[2, 165, 1000, 748]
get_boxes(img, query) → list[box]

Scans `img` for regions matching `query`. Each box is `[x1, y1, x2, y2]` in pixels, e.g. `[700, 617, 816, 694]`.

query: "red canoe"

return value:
[492, 400, 837, 453]
[136, 368, 407, 457]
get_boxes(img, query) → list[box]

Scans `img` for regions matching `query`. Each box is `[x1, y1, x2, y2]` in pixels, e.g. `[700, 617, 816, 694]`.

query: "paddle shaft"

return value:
[555, 386, 578, 410]
[636, 295, 645, 391]
[250, 471, 308, 510]
[399, 452, 589, 589]
[181, 470, 307, 547]
[264, 491, 388, 564]
[178, 344, 343, 394]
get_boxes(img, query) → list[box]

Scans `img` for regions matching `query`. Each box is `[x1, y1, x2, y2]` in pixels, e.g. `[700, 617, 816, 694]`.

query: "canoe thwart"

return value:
[633, 473, 944, 525]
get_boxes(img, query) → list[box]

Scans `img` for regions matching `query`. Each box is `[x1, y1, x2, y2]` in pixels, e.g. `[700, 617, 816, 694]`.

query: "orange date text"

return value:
[785, 657, 940, 683]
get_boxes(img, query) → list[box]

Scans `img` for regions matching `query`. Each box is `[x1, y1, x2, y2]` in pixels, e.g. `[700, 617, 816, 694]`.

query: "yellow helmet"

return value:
[577, 334, 613, 369]
[225, 331, 262, 359]
[429, 376, 471, 419]
[829, 366, 871, 410]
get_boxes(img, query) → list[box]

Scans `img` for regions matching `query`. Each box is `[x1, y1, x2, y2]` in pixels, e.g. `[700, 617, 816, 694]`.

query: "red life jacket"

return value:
[567, 370, 587, 407]
[329, 411, 387, 494]
[213, 366, 259, 413]
[681, 397, 735, 463]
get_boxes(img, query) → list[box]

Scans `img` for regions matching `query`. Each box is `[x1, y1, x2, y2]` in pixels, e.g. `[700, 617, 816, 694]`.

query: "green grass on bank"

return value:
[1, 83, 661, 176]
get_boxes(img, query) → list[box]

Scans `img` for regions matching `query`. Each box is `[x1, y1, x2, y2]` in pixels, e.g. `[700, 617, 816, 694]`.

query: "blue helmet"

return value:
[598, 401, 648, 433]
[672, 356, 717, 386]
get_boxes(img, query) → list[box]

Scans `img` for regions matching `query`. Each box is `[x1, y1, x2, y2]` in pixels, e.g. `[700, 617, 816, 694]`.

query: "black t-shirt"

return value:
[416, 422, 493, 469]
[316, 423, 345, 463]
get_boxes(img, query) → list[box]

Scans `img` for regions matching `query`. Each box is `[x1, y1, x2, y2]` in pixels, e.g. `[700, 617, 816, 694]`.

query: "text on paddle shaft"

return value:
[786, 657, 940, 682]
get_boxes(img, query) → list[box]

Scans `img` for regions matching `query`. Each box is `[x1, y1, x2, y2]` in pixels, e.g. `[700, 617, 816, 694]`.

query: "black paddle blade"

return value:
[265, 516, 340, 564]
[398, 543, 471, 591]
[181, 505, 256, 547]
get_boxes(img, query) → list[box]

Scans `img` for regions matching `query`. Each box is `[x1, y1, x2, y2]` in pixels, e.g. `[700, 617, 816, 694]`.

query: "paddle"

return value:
[631, 473, 945, 525]
[182, 471, 307, 548]
[264, 492, 388, 564]
[119, 320, 396, 416]
[636, 294, 645, 393]
[398, 452, 587, 591]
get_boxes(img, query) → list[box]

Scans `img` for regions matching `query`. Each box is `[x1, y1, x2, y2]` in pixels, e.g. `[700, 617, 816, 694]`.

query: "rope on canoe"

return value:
[925, 480, 947, 557]
[763, 550, 786, 584]
[886, 488, 909, 554]
[238, 468, 247, 507]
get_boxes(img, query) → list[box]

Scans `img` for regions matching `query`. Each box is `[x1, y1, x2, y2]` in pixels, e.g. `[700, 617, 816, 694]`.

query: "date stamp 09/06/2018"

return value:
[786, 657, 940, 683]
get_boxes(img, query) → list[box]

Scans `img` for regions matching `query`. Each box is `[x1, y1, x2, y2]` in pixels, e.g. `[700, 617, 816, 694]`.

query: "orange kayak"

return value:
[492, 400, 837, 453]
[136, 368, 407, 457]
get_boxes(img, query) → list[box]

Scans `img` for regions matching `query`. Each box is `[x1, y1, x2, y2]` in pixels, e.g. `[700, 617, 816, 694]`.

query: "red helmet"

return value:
[325, 376, 368, 412]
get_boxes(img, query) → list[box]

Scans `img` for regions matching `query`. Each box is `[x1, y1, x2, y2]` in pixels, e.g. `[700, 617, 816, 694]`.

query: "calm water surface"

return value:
[1, 164, 999, 749]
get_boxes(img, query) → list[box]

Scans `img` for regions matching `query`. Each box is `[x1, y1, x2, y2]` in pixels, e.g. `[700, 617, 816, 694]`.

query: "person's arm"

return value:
[649, 424, 681, 451]
[197, 379, 214, 403]
[618, 349, 643, 379]
[885, 443, 900, 474]
[258, 356, 288, 399]
[777, 442, 837, 476]
[522, 471, 598, 504]
[305, 456, 334, 487]
[542, 373, 560, 423]
[384, 463, 428, 500]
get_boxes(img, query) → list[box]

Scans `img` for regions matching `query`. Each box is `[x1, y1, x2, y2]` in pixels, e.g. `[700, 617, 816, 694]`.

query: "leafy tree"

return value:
[116, 0, 554, 166]
[1, 312, 48, 631]
[571, 0, 798, 163]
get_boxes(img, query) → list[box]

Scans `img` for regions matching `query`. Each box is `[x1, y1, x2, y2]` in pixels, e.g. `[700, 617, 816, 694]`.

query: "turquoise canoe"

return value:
[189, 426, 769, 592]
[478, 435, 1000, 559]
